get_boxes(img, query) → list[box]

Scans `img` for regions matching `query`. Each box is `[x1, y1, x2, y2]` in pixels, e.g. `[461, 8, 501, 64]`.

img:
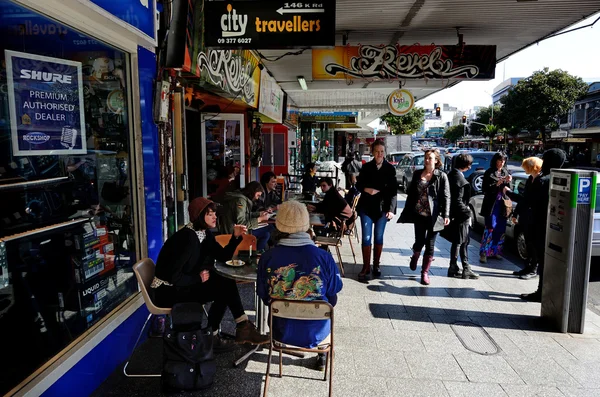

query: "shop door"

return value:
[200, 114, 245, 197]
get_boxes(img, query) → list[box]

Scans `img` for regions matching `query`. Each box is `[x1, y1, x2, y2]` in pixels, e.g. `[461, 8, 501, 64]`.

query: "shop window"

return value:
[0, 1, 138, 393]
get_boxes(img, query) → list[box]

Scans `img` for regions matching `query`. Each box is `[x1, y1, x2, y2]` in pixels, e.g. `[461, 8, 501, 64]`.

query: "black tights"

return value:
[413, 216, 437, 256]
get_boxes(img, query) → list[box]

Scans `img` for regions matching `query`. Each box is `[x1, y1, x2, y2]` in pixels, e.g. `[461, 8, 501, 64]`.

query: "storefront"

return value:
[0, 0, 160, 395]
[257, 70, 288, 177]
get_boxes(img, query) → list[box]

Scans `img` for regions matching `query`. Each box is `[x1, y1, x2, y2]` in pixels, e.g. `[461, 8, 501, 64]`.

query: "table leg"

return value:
[234, 344, 261, 367]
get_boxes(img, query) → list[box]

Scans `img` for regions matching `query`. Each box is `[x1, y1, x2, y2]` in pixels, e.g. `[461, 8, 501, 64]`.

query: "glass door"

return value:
[200, 114, 245, 197]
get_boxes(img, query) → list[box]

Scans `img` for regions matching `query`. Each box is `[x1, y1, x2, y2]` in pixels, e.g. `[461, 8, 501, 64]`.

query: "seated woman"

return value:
[307, 177, 354, 232]
[152, 197, 268, 351]
[257, 201, 343, 371]
[301, 162, 319, 194]
[218, 182, 272, 251]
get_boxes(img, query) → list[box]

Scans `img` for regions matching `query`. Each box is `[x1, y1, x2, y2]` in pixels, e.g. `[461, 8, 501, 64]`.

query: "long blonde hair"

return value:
[521, 157, 542, 175]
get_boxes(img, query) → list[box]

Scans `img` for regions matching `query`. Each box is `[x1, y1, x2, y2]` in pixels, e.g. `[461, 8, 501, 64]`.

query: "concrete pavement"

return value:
[94, 193, 600, 397]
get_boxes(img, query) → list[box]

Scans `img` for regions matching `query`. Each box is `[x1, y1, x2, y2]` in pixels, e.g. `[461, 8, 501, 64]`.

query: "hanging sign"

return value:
[89, 0, 156, 41]
[387, 89, 414, 116]
[203, 0, 336, 49]
[258, 72, 284, 123]
[5, 50, 86, 156]
[313, 44, 496, 80]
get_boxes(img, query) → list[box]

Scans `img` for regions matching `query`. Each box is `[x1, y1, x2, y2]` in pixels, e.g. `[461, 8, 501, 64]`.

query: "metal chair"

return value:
[343, 193, 361, 264]
[123, 258, 171, 378]
[314, 221, 346, 277]
[263, 300, 334, 397]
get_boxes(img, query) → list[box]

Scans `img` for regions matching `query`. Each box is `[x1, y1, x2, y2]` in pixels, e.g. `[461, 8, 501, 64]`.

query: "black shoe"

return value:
[520, 290, 542, 302]
[513, 268, 529, 276]
[316, 353, 327, 371]
[213, 333, 237, 353]
[447, 264, 462, 278]
[461, 265, 480, 280]
[519, 271, 538, 280]
[372, 265, 381, 277]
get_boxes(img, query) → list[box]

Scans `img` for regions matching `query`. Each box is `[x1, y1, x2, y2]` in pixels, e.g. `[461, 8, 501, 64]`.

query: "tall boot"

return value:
[448, 258, 462, 278]
[409, 251, 421, 271]
[421, 255, 433, 285]
[358, 246, 371, 281]
[373, 244, 383, 277]
[461, 263, 480, 279]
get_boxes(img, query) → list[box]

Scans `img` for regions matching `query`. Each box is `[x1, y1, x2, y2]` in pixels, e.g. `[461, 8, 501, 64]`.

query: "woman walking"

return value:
[356, 140, 397, 281]
[479, 152, 512, 263]
[399, 149, 450, 285]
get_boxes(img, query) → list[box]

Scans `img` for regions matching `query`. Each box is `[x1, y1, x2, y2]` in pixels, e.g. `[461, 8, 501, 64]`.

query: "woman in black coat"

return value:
[152, 197, 268, 350]
[478, 152, 512, 263]
[445, 154, 479, 279]
[356, 140, 397, 281]
[399, 149, 450, 285]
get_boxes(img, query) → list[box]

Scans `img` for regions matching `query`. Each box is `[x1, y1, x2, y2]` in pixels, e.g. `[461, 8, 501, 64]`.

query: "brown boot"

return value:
[421, 255, 433, 285]
[358, 246, 371, 281]
[235, 320, 269, 345]
[409, 251, 420, 271]
[373, 244, 383, 277]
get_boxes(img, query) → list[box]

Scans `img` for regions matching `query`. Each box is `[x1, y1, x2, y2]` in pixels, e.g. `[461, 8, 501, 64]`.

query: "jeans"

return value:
[413, 215, 437, 256]
[450, 236, 470, 265]
[359, 211, 388, 246]
[251, 224, 273, 251]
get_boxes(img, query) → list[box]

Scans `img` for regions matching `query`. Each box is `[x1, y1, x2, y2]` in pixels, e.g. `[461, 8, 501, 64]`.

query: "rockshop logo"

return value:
[20, 69, 72, 84]
[23, 132, 50, 145]
[221, 4, 247, 37]
[83, 282, 101, 296]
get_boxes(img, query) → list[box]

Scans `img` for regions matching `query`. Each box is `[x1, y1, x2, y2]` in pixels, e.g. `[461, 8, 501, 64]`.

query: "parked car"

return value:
[396, 152, 424, 190]
[443, 151, 506, 194]
[469, 172, 529, 260]
[387, 151, 412, 166]
[361, 155, 373, 164]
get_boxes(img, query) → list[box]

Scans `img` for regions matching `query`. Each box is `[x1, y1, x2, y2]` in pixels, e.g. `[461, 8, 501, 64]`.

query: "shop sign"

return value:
[194, 49, 261, 108]
[204, 0, 335, 49]
[313, 44, 496, 80]
[5, 51, 86, 156]
[564, 138, 587, 143]
[285, 105, 299, 127]
[89, 0, 156, 41]
[551, 130, 568, 138]
[258, 72, 284, 123]
[387, 89, 414, 116]
[300, 111, 357, 122]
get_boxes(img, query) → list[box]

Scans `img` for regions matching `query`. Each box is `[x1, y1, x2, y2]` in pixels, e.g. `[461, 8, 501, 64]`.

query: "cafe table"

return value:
[214, 259, 267, 367]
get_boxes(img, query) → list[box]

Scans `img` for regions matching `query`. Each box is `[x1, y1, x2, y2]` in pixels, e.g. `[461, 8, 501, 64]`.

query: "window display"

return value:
[0, 1, 138, 394]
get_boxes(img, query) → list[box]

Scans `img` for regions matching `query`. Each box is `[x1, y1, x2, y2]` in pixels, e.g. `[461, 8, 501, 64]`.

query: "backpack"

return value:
[161, 302, 216, 392]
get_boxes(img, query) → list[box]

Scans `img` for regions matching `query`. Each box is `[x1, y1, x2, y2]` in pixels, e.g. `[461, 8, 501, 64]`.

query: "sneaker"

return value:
[212, 333, 236, 353]
[520, 271, 538, 280]
[512, 268, 529, 276]
[316, 353, 327, 371]
[479, 254, 487, 263]
[235, 321, 270, 345]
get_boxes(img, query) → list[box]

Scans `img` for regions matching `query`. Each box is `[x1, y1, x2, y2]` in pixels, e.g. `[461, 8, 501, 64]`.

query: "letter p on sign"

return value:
[577, 177, 591, 204]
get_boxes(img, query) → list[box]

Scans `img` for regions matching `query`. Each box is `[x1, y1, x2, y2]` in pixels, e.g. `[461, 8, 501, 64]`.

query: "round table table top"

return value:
[214, 260, 258, 282]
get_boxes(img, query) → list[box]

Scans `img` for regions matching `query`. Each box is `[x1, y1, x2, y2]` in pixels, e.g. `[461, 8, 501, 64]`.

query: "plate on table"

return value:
[225, 259, 245, 267]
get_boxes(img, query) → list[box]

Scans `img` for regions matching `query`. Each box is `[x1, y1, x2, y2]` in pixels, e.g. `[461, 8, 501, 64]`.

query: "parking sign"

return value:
[577, 177, 591, 204]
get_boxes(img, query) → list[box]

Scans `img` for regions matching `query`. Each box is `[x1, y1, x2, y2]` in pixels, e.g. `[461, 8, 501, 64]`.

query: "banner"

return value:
[204, 0, 336, 49]
[313, 45, 496, 80]
[6, 50, 86, 156]
[258, 72, 284, 123]
[89, 0, 156, 41]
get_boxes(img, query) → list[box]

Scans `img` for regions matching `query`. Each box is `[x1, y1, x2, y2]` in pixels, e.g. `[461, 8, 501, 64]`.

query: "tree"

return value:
[380, 107, 426, 135]
[499, 68, 589, 144]
[444, 124, 465, 143]
[471, 105, 502, 136]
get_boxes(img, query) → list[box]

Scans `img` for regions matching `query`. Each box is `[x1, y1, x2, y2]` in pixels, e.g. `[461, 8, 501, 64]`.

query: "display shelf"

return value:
[0, 218, 92, 242]
[0, 176, 70, 191]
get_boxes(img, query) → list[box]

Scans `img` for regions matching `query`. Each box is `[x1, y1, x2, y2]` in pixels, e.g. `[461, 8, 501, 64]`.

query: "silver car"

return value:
[396, 152, 424, 190]
[469, 172, 529, 260]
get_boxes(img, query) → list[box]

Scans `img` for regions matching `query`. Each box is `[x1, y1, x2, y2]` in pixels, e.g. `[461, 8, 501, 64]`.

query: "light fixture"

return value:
[297, 76, 308, 91]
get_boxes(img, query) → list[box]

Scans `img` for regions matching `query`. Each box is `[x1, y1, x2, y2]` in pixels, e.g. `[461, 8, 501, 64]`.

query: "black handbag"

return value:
[162, 303, 216, 391]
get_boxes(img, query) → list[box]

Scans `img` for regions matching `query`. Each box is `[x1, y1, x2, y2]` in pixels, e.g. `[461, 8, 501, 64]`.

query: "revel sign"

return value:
[204, 0, 335, 49]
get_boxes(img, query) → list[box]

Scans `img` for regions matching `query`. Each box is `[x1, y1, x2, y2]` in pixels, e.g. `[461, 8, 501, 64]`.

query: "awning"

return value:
[570, 127, 600, 135]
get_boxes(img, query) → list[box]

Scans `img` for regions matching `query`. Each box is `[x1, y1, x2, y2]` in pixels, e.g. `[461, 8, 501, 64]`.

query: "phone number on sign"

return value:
[218, 38, 252, 44]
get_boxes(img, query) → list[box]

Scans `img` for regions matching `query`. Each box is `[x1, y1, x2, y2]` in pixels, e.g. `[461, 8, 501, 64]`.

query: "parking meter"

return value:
[542, 169, 597, 333]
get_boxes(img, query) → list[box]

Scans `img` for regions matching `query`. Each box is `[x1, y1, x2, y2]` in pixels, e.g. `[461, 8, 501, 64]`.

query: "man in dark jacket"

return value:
[301, 162, 319, 194]
[446, 154, 479, 279]
[256, 171, 282, 210]
[307, 177, 354, 229]
[516, 148, 566, 302]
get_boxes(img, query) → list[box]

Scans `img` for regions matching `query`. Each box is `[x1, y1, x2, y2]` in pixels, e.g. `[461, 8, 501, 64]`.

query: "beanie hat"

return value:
[189, 197, 213, 223]
[276, 200, 310, 234]
[541, 148, 566, 175]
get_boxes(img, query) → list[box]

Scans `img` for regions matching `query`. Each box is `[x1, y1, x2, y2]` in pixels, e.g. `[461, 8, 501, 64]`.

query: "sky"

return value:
[415, 12, 600, 112]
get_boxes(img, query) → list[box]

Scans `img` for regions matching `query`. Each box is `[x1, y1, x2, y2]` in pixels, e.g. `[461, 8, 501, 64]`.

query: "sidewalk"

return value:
[94, 196, 600, 397]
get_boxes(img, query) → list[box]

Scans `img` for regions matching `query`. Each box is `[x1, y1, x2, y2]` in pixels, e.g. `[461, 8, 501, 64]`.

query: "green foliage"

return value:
[380, 107, 426, 135]
[499, 68, 589, 143]
[444, 124, 465, 143]
[471, 105, 502, 136]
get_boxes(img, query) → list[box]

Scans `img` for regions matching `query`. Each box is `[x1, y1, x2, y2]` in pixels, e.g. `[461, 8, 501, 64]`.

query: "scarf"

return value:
[278, 232, 315, 247]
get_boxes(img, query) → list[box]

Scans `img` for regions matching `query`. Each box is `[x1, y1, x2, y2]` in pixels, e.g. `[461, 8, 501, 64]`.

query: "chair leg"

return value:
[328, 349, 334, 397]
[323, 349, 329, 381]
[348, 235, 357, 264]
[279, 349, 283, 377]
[336, 247, 345, 277]
[123, 313, 161, 377]
[263, 345, 274, 397]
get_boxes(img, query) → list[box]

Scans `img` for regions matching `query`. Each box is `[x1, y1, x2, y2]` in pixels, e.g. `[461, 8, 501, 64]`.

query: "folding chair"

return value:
[263, 300, 334, 397]
[314, 222, 345, 277]
[123, 258, 171, 377]
[215, 233, 258, 257]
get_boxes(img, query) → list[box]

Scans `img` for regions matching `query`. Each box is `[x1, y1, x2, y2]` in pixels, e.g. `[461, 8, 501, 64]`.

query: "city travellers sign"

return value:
[204, 0, 336, 49]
